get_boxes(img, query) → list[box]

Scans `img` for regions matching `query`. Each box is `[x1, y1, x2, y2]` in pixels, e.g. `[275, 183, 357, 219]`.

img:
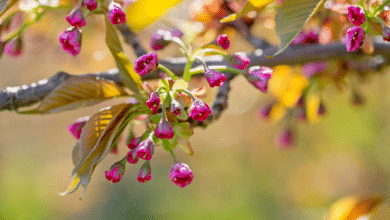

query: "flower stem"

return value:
[375, 0, 390, 15]
[158, 64, 178, 80]
[183, 58, 195, 82]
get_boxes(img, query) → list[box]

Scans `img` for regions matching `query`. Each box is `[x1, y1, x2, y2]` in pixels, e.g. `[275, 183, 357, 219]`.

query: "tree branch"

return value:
[1, 37, 389, 115]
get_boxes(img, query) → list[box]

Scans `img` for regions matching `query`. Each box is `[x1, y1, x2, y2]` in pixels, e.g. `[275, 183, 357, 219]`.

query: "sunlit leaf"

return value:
[126, 0, 182, 32]
[248, 0, 274, 8]
[105, 18, 142, 94]
[173, 122, 193, 139]
[172, 79, 188, 91]
[68, 103, 138, 198]
[19, 76, 127, 114]
[269, 102, 287, 123]
[328, 195, 385, 220]
[59, 175, 81, 196]
[272, 0, 326, 56]
[269, 65, 308, 107]
[176, 138, 193, 155]
[306, 94, 320, 124]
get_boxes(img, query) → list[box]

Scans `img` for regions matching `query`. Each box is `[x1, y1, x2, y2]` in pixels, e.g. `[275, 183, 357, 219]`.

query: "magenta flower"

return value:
[247, 66, 273, 93]
[348, 5, 365, 26]
[83, 0, 97, 11]
[170, 28, 183, 38]
[302, 62, 327, 78]
[126, 149, 139, 164]
[171, 99, 181, 116]
[146, 92, 160, 112]
[292, 29, 319, 45]
[275, 128, 294, 150]
[108, 2, 126, 25]
[344, 26, 364, 52]
[59, 27, 82, 56]
[150, 29, 172, 50]
[5, 37, 22, 57]
[259, 104, 272, 121]
[137, 161, 152, 183]
[216, 34, 230, 49]
[155, 118, 174, 139]
[169, 162, 194, 188]
[188, 99, 212, 121]
[66, 8, 86, 28]
[67, 116, 90, 139]
[204, 69, 226, 87]
[382, 25, 390, 42]
[134, 52, 159, 76]
[127, 136, 141, 149]
[105, 161, 125, 183]
[230, 53, 250, 70]
[136, 134, 155, 160]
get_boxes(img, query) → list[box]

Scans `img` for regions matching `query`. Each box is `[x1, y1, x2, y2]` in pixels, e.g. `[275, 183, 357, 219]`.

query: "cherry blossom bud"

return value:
[204, 69, 226, 87]
[155, 117, 174, 139]
[318, 102, 326, 116]
[66, 8, 86, 28]
[134, 52, 158, 76]
[344, 26, 364, 52]
[348, 5, 365, 26]
[302, 62, 327, 78]
[170, 28, 183, 38]
[352, 91, 365, 106]
[83, 0, 98, 11]
[127, 136, 141, 149]
[381, 23, 390, 42]
[137, 161, 152, 183]
[216, 34, 230, 49]
[105, 161, 126, 183]
[146, 92, 160, 112]
[59, 27, 82, 56]
[275, 128, 294, 150]
[247, 66, 273, 93]
[171, 99, 182, 116]
[230, 53, 250, 70]
[137, 134, 155, 160]
[108, 2, 126, 25]
[68, 116, 90, 139]
[188, 99, 212, 121]
[169, 162, 194, 188]
[5, 36, 22, 57]
[258, 104, 273, 121]
[126, 149, 139, 164]
[296, 106, 306, 122]
[150, 29, 172, 50]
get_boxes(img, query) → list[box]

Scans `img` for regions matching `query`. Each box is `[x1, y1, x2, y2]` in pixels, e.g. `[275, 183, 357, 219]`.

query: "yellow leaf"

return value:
[172, 79, 188, 91]
[59, 175, 81, 196]
[126, 0, 183, 32]
[268, 65, 308, 107]
[306, 94, 320, 124]
[328, 195, 384, 220]
[269, 102, 287, 123]
[248, 0, 274, 8]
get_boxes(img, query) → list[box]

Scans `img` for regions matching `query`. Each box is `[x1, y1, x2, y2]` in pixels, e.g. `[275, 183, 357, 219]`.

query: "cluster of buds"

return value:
[59, 1, 126, 56]
[344, 5, 366, 52]
[0, 13, 24, 58]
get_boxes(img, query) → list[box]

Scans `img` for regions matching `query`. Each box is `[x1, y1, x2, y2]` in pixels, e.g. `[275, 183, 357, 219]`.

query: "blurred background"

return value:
[1, 0, 390, 219]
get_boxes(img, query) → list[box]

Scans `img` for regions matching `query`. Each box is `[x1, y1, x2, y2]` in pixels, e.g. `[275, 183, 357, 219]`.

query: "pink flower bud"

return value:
[66, 8, 86, 28]
[292, 29, 319, 45]
[352, 91, 364, 106]
[137, 135, 155, 160]
[126, 149, 139, 164]
[382, 24, 390, 42]
[169, 162, 194, 188]
[127, 136, 141, 149]
[230, 53, 250, 70]
[318, 102, 326, 116]
[108, 2, 126, 25]
[348, 5, 365, 26]
[296, 106, 306, 122]
[59, 27, 82, 56]
[105, 161, 126, 183]
[302, 62, 327, 78]
[204, 69, 227, 87]
[150, 29, 172, 50]
[258, 104, 272, 121]
[188, 99, 212, 122]
[83, 0, 97, 11]
[216, 34, 230, 49]
[5, 36, 22, 57]
[67, 116, 90, 139]
[137, 161, 152, 183]
[344, 26, 364, 52]
[247, 66, 273, 93]
[134, 52, 159, 76]
[146, 92, 160, 112]
[171, 99, 182, 116]
[170, 28, 183, 38]
[155, 118, 174, 139]
[275, 128, 294, 150]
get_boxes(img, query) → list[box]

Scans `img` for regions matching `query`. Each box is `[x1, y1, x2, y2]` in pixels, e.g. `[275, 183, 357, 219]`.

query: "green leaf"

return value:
[105, 18, 142, 94]
[162, 139, 172, 152]
[173, 122, 193, 139]
[272, 0, 326, 56]
[220, 2, 256, 23]
[19, 76, 128, 114]
[65, 103, 138, 198]
[176, 138, 193, 155]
